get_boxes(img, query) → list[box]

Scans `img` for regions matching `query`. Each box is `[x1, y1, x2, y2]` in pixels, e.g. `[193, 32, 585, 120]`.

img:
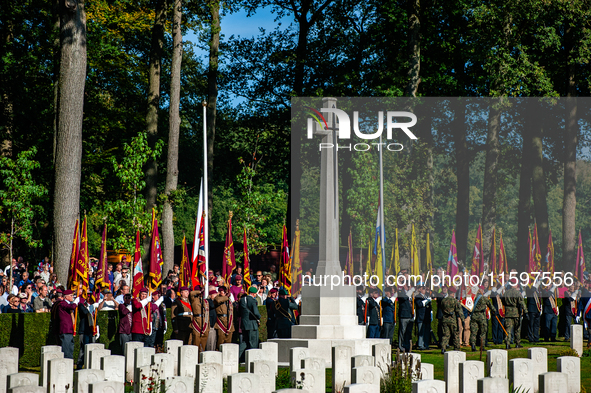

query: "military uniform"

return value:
[171, 296, 193, 344]
[469, 293, 496, 349]
[414, 292, 432, 349]
[189, 290, 210, 351]
[380, 296, 396, 343]
[365, 296, 380, 338]
[526, 286, 541, 343]
[56, 297, 78, 359]
[397, 289, 413, 352]
[214, 294, 235, 349]
[541, 288, 557, 342]
[502, 287, 524, 346]
[275, 296, 298, 338]
[240, 292, 261, 351]
[265, 296, 277, 339]
[440, 295, 464, 351]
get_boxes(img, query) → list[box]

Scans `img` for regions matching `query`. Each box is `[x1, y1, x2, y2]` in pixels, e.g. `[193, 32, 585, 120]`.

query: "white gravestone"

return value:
[570, 325, 583, 357]
[292, 369, 324, 393]
[152, 353, 175, 380]
[134, 347, 155, 372]
[178, 345, 199, 378]
[48, 358, 74, 393]
[196, 362, 223, 393]
[351, 355, 375, 368]
[538, 372, 568, 393]
[459, 361, 484, 393]
[0, 348, 19, 393]
[301, 358, 326, 389]
[351, 366, 380, 386]
[9, 387, 45, 393]
[444, 351, 465, 393]
[84, 344, 104, 370]
[40, 352, 64, 388]
[100, 355, 125, 383]
[124, 342, 144, 382]
[343, 384, 379, 393]
[372, 343, 390, 377]
[509, 358, 534, 393]
[528, 347, 547, 393]
[486, 349, 507, 379]
[477, 377, 508, 393]
[89, 349, 111, 370]
[251, 360, 276, 393]
[88, 381, 124, 393]
[74, 369, 105, 393]
[164, 339, 183, 376]
[412, 380, 446, 393]
[289, 348, 310, 373]
[199, 351, 222, 365]
[259, 342, 278, 377]
[556, 356, 580, 393]
[164, 376, 195, 393]
[41, 346, 62, 354]
[420, 363, 434, 380]
[332, 345, 353, 392]
[228, 373, 259, 393]
[220, 343, 239, 378]
[244, 349, 264, 373]
[7, 373, 38, 389]
[134, 365, 159, 393]
[272, 390, 309, 393]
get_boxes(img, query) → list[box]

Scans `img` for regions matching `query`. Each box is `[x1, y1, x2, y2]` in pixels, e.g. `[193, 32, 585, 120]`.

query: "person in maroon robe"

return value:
[131, 288, 152, 345]
[56, 289, 79, 359]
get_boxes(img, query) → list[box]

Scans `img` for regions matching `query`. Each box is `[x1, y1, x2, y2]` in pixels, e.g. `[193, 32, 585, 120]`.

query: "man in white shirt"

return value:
[115, 285, 130, 304]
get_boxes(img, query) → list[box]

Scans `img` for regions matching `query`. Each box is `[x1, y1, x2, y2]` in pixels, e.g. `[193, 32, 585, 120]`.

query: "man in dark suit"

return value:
[526, 284, 541, 343]
[57, 289, 80, 359]
[265, 288, 278, 339]
[275, 288, 298, 338]
[414, 285, 431, 349]
[240, 286, 261, 359]
[365, 288, 381, 338]
[380, 287, 395, 343]
[397, 284, 413, 352]
[356, 286, 366, 325]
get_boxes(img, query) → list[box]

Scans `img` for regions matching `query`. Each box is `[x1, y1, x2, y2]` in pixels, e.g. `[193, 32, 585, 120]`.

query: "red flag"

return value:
[94, 223, 110, 291]
[280, 225, 292, 294]
[471, 224, 483, 276]
[243, 228, 251, 288]
[191, 213, 207, 288]
[545, 230, 554, 274]
[223, 212, 236, 283]
[346, 229, 354, 277]
[149, 209, 163, 292]
[490, 227, 497, 277]
[576, 230, 585, 281]
[533, 223, 541, 272]
[76, 217, 89, 299]
[447, 230, 459, 277]
[180, 236, 191, 288]
[291, 222, 302, 296]
[498, 232, 508, 275]
[67, 219, 79, 290]
[132, 230, 143, 298]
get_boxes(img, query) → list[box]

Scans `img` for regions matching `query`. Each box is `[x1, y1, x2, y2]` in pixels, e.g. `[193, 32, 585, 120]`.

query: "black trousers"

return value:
[491, 315, 503, 344]
[564, 315, 573, 339]
[60, 333, 74, 359]
[132, 333, 147, 345]
[398, 318, 412, 352]
[527, 312, 540, 342]
[381, 322, 395, 343]
[542, 313, 557, 341]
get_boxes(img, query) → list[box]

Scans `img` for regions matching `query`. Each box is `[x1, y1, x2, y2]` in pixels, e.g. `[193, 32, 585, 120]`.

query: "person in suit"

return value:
[525, 284, 541, 343]
[57, 289, 80, 359]
[541, 284, 558, 342]
[365, 288, 381, 338]
[380, 287, 396, 344]
[265, 288, 278, 339]
[240, 286, 261, 356]
[356, 286, 366, 325]
[435, 286, 448, 347]
[275, 288, 298, 338]
[171, 286, 193, 345]
[414, 285, 432, 350]
[397, 283, 413, 352]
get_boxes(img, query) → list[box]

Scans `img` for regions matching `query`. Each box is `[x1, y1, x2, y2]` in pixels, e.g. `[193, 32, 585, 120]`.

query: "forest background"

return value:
[1, 0, 591, 281]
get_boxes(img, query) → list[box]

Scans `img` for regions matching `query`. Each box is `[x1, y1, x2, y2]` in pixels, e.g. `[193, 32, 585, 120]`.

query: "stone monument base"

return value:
[269, 337, 390, 367]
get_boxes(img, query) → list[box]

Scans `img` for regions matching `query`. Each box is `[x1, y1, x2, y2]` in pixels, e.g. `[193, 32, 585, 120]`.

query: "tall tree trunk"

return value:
[454, 116, 470, 265]
[162, 0, 182, 274]
[531, 110, 549, 257]
[562, 24, 577, 272]
[54, 0, 86, 284]
[404, 0, 420, 97]
[517, 122, 533, 272]
[51, 0, 60, 265]
[481, 103, 501, 268]
[206, 0, 220, 221]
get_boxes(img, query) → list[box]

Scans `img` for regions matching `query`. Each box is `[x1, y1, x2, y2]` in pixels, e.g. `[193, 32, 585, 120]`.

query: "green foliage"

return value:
[558, 348, 580, 358]
[380, 349, 421, 393]
[0, 147, 47, 257]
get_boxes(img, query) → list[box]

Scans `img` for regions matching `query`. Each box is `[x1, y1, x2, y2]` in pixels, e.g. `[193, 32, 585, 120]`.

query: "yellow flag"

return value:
[426, 232, 432, 274]
[394, 228, 400, 275]
[411, 224, 419, 275]
[365, 240, 372, 278]
[376, 236, 383, 289]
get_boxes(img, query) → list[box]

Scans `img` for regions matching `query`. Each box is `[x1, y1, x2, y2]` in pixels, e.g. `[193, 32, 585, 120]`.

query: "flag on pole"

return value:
[498, 231, 508, 276]
[76, 216, 89, 298]
[471, 224, 483, 276]
[94, 223, 110, 291]
[132, 229, 143, 298]
[447, 230, 459, 278]
[375, 235, 383, 288]
[243, 228, 251, 288]
[393, 228, 400, 275]
[490, 227, 497, 277]
[365, 240, 372, 278]
[223, 212, 236, 283]
[576, 230, 585, 281]
[280, 224, 292, 294]
[67, 219, 79, 291]
[545, 230, 554, 274]
[149, 209, 163, 292]
[528, 228, 536, 279]
[426, 232, 432, 275]
[345, 229, 354, 277]
[374, 200, 385, 286]
[180, 235, 191, 288]
[411, 224, 419, 275]
[533, 223, 541, 272]
[191, 178, 205, 287]
[291, 220, 303, 296]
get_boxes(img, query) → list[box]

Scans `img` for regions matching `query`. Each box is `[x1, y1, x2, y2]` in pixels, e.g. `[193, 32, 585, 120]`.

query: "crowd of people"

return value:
[357, 267, 591, 354]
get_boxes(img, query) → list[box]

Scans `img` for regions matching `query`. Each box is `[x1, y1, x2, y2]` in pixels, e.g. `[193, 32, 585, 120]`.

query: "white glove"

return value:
[94, 325, 100, 340]
[73, 297, 80, 305]
[140, 297, 150, 307]
[154, 296, 164, 307]
[576, 316, 580, 323]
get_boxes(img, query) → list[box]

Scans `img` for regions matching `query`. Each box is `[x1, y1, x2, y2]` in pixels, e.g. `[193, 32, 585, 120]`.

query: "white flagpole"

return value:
[379, 134, 386, 294]
[203, 101, 209, 297]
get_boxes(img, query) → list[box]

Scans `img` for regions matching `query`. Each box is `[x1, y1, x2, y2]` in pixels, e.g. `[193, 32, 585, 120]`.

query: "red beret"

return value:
[179, 286, 190, 292]
[63, 289, 74, 296]
[139, 288, 149, 294]
[269, 288, 278, 294]
[152, 290, 161, 297]
[447, 286, 457, 293]
[209, 290, 217, 295]
[235, 275, 242, 279]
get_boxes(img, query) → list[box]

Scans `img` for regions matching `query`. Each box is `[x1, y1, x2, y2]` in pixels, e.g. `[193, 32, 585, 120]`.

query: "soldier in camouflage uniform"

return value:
[470, 286, 496, 351]
[502, 282, 524, 349]
[440, 286, 464, 353]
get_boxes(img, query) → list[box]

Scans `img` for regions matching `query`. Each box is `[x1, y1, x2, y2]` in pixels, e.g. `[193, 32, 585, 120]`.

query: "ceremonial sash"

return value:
[141, 302, 152, 335]
[584, 297, 591, 318]
[191, 301, 209, 335]
[216, 301, 233, 334]
[179, 298, 192, 310]
[276, 301, 296, 325]
[534, 291, 541, 313]
[549, 295, 559, 316]
[411, 294, 415, 319]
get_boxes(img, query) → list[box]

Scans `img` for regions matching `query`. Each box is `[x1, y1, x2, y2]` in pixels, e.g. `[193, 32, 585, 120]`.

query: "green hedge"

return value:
[0, 306, 268, 369]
